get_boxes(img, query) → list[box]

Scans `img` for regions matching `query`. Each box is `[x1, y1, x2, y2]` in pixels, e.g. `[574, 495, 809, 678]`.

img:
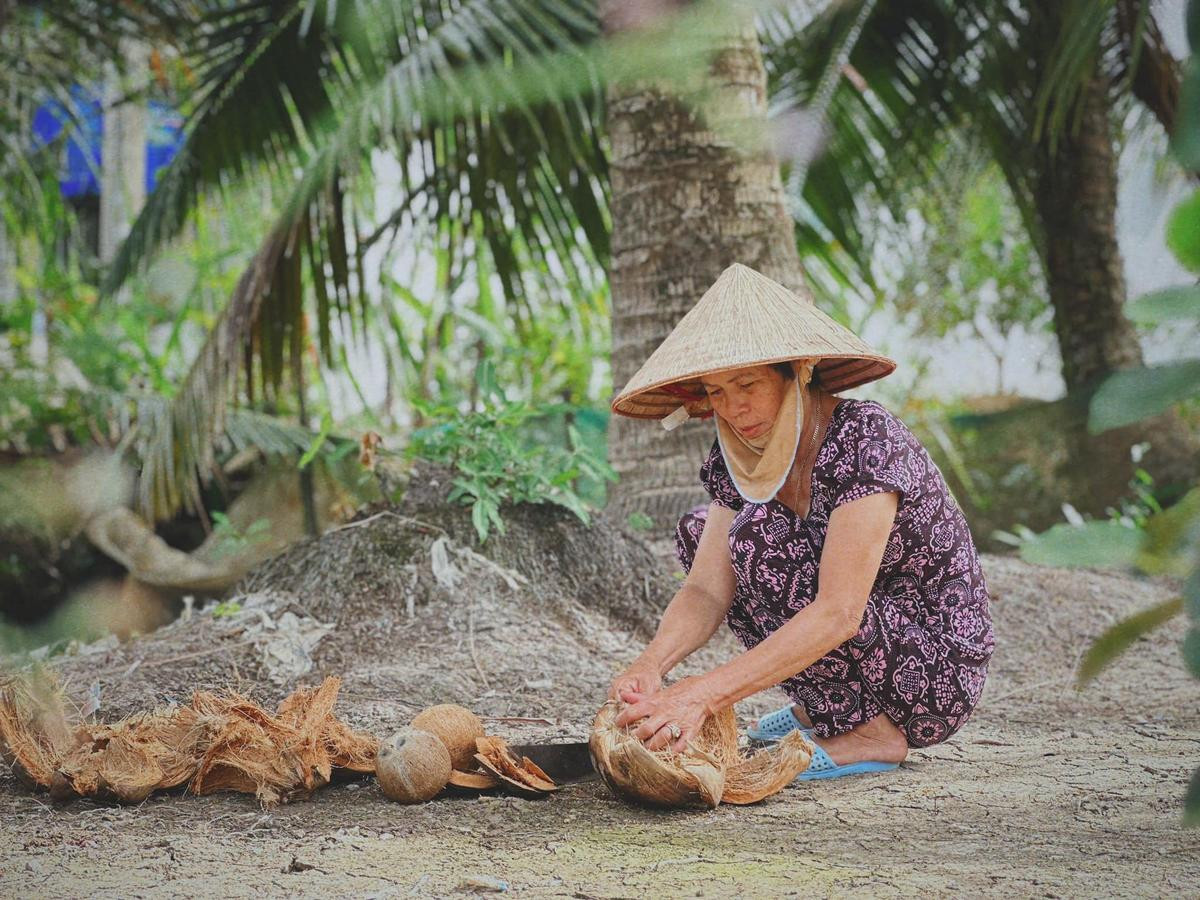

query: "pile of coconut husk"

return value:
[589, 701, 813, 808]
[0, 673, 376, 807]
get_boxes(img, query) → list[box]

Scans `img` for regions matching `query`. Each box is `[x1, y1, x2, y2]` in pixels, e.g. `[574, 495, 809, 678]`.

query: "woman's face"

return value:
[700, 365, 789, 441]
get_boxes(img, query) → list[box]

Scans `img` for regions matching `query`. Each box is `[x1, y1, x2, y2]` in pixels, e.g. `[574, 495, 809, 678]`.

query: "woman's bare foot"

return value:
[813, 713, 909, 766]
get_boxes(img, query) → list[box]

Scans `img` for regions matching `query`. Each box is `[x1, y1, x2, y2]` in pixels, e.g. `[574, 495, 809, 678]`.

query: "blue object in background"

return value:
[32, 87, 103, 197]
[145, 100, 184, 192]
[32, 86, 183, 198]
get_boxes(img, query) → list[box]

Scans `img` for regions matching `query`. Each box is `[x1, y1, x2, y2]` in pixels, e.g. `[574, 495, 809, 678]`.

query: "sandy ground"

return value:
[1, 513, 1198, 898]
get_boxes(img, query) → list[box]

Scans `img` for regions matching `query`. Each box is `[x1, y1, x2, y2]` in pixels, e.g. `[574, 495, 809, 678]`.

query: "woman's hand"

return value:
[609, 660, 663, 703]
[613, 675, 717, 753]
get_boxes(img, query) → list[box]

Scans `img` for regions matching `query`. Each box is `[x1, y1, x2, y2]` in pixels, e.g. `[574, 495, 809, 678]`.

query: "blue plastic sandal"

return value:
[796, 743, 899, 781]
[746, 705, 813, 742]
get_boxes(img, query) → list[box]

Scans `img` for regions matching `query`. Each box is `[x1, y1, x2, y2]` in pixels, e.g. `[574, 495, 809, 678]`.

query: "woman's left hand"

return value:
[613, 675, 717, 753]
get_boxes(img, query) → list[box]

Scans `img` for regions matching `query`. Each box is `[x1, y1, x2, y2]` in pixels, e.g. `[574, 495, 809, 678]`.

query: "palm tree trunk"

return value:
[1033, 70, 1143, 393]
[603, 9, 806, 528]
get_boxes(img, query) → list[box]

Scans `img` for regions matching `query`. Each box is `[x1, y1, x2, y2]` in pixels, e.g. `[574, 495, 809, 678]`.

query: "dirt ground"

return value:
[1, 499, 1198, 898]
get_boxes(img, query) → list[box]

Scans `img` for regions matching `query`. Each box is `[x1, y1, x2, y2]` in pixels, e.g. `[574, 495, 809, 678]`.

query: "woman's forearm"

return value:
[700, 599, 859, 711]
[636, 584, 731, 677]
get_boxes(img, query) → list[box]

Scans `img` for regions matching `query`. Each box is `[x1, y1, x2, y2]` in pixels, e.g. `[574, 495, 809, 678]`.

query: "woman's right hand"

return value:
[609, 660, 663, 704]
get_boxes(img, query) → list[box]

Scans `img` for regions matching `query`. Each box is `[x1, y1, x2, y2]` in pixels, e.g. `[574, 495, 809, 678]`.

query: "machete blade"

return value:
[507, 741, 596, 783]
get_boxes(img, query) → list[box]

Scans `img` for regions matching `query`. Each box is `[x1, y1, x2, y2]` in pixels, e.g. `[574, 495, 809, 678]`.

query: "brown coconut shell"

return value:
[190, 677, 379, 805]
[588, 701, 813, 809]
[375, 728, 452, 804]
[96, 734, 164, 805]
[474, 736, 558, 794]
[588, 702, 727, 809]
[472, 755, 549, 799]
[722, 731, 814, 804]
[447, 769, 501, 790]
[520, 756, 557, 788]
[410, 704, 484, 771]
[0, 675, 77, 788]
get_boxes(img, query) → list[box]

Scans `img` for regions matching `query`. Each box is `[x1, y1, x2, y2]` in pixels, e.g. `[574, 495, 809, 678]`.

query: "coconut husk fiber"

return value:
[589, 701, 814, 809]
[0, 675, 76, 789]
[0, 674, 377, 807]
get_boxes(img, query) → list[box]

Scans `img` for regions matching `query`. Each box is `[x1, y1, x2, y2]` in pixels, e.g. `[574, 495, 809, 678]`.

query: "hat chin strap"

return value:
[716, 361, 815, 503]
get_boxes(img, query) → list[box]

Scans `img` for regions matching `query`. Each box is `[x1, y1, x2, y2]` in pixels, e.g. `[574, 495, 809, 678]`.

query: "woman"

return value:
[607, 263, 993, 779]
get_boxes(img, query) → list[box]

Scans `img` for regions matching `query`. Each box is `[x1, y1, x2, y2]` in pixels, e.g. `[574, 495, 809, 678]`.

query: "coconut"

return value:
[410, 704, 484, 771]
[588, 702, 729, 808]
[375, 727, 452, 804]
[588, 701, 814, 809]
[722, 731, 814, 805]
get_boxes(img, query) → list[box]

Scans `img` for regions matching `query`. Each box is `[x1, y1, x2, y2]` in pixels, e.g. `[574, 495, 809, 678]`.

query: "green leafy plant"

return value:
[1021, 0, 1200, 823]
[406, 369, 615, 542]
[208, 512, 271, 561]
[209, 599, 243, 619]
[626, 511, 655, 532]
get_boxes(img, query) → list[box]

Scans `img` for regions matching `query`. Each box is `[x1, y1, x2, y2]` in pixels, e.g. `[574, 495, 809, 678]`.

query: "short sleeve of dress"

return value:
[699, 439, 745, 512]
[831, 401, 915, 509]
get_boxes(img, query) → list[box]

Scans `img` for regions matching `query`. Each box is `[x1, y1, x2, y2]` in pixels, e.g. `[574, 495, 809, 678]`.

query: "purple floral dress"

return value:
[675, 399, 993, 747]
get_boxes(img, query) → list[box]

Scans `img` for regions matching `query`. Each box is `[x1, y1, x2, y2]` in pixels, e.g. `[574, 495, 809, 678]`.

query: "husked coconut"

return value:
[375, 728, 452, 803]
[588, 701, 813, 809]
[410, 704, 484, 771]
[722, 732, 814, 804]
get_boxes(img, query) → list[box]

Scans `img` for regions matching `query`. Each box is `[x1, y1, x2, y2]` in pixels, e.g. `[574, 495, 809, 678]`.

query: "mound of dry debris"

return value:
[13, 465, 674, 738]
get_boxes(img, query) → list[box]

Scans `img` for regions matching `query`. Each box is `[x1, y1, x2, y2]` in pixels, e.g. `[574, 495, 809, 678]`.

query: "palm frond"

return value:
[760, 0, 1177, 295]
[119, 0, 744, 520]
[1114, 0, 1183, 135]
[131, 208, 307, 520]
[102, 0, 362, 294]
[1030, 0, 1116, 145]
[104, 0, 604, 296]
[762, 0, 981, 291]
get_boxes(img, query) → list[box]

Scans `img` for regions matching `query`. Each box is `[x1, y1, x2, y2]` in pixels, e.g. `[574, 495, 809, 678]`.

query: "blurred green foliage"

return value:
[1018, 0, 1200, 824]
[0, 607, 106, 658]
[888, 161, 1050, 393]
[0, 177, 276, 454]
[373, 218, 610, 426]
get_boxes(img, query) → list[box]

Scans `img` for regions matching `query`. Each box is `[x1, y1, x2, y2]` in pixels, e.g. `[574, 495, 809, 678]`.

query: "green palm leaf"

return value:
[758, 0, 1176, 293]
[119, 0, 740, 520]
[104, 0, 606, 299]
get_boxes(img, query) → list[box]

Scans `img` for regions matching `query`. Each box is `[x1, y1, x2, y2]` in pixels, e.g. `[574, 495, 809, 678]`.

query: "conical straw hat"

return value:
[611, 263, 896, 420]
